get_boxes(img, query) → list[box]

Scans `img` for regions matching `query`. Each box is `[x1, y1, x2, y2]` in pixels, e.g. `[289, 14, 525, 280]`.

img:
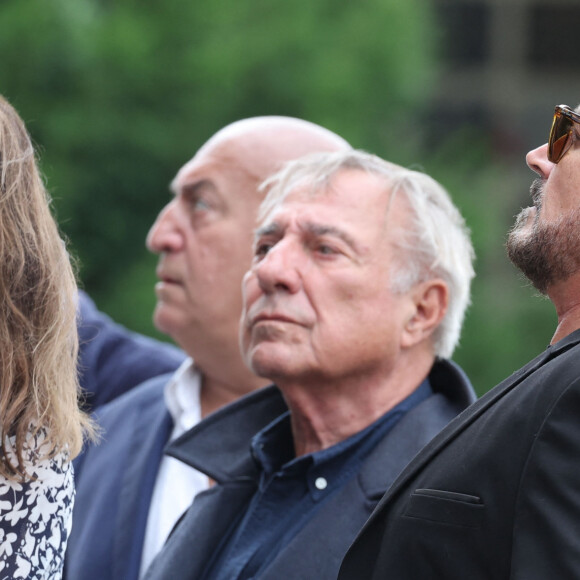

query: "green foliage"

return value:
[0, 0, 437, 285]
[0, 0, 555, 394]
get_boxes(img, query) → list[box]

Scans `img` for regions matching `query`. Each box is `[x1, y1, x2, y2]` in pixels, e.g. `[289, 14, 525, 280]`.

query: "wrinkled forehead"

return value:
[170, 139, 264, 203]
[256, 169, 411, 247]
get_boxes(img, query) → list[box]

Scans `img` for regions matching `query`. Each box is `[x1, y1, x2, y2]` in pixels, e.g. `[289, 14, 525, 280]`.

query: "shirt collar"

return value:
[251, 412, 295, 478]
[250, 378, 433, 498]
[164, 358, 202, 438]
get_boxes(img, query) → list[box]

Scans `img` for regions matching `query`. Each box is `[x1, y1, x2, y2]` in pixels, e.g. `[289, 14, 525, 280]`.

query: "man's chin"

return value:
[506, 207, 536, 251]
[152, 304, 182, 338]
[248, 345, 295, 380]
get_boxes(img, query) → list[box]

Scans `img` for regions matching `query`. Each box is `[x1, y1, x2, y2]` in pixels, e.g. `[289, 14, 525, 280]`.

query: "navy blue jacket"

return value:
[144, 359, 475, 580]
[66, 292, 185, 579]
[66, 374, 174, 580]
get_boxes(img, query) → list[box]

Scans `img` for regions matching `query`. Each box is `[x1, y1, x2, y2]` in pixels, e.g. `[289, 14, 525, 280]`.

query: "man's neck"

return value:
[548, 275, 580, 344]
[279, 353, 434, 457]
[551, 303, 580, 344]
[199, 371, 270, 418]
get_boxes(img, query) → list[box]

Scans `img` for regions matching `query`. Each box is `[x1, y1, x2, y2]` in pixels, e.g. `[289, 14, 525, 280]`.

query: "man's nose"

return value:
[254, 240, 303, 295]
[526, 143, 554, 180]
[146, 200, 184, 254]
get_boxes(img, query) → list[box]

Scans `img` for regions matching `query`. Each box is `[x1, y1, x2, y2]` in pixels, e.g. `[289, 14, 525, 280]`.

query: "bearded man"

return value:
[338, 103, 580, 580]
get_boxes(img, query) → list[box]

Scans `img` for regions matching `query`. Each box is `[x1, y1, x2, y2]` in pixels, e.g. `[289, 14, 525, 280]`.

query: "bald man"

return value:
[64, 117, 350, 580]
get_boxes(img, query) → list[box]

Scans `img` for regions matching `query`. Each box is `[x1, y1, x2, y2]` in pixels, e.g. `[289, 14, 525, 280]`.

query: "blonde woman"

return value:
[0, 95, 92, 579]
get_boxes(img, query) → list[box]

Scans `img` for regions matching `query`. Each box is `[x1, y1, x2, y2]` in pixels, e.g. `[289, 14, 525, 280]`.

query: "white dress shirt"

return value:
[139, 359, 210, 577]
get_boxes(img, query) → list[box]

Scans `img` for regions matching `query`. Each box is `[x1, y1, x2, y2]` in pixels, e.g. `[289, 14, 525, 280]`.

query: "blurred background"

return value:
[1, 0, 579, 396]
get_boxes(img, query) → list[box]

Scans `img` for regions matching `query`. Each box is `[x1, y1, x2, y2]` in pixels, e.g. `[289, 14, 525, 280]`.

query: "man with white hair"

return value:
[144, 150, 477, 580]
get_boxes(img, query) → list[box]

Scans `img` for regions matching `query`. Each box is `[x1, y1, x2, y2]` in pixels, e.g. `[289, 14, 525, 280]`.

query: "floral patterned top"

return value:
[0, 431, 74, 579]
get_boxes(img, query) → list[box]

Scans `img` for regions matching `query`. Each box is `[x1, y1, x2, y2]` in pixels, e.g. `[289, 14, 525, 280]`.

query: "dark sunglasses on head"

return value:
[548, 104, 580, 164]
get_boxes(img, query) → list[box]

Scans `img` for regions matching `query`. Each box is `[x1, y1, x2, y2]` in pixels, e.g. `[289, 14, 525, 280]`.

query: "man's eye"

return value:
[255, 243, 273, 258]
[191, 197, 210, 211]
[317, 244, 336, 255]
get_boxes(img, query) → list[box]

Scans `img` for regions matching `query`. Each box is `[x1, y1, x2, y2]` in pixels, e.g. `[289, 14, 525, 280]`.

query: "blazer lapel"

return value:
[359, 392, 466, 499]
[112, 397, 173, 580]
[362, 344, 561, 531]
[144, 479, 258, 579]
[143, 386, 288, 579]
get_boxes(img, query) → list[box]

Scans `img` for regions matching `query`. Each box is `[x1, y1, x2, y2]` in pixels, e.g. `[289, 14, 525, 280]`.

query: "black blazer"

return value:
[339, 329, 580, 580]
[144, 359, 475, 580]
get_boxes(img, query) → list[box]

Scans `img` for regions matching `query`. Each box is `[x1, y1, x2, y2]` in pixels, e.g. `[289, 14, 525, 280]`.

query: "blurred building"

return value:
[431, 0, 580, 161]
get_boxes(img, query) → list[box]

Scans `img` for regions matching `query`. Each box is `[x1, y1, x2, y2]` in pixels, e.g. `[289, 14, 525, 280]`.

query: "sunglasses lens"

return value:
[549, 112, 573, 163]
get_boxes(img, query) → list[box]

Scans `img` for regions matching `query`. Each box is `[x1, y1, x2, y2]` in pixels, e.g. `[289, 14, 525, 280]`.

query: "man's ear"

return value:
[401, 279, 448, 349]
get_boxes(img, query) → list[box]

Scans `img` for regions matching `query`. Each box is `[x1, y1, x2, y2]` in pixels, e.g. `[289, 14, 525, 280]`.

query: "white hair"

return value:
[258, 150, 475, 359]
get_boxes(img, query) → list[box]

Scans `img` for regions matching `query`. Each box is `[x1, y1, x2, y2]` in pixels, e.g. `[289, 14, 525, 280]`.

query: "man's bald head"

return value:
[173, 116, 351, 194]
[148, 117, 349, 391]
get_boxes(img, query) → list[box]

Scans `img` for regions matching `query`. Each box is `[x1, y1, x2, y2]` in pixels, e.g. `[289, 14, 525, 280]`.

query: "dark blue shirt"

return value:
[202, 379, 433, 580]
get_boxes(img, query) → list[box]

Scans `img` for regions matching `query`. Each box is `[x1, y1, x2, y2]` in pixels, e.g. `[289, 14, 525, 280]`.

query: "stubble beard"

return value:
[506, 179, 580, 294]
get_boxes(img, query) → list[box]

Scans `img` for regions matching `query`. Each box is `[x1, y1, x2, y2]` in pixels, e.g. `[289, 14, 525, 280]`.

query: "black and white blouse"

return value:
[0, 431, 74, 579]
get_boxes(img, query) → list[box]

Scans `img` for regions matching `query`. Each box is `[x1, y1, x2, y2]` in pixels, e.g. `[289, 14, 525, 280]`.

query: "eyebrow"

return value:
[255, 220, 359, 250]
[305, 223, 358, 249]
[170, 178, 215, 197]
[255, 222, 282, 239]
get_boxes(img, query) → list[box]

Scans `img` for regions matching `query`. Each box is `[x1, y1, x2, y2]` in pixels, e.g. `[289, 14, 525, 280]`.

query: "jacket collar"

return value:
[165, 385, 287, 483]
[357, 358, 475, 498]
[165, 358, 475, 491]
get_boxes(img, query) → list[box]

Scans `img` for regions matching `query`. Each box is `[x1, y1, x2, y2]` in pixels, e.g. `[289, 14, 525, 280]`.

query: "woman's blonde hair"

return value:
[0, 95, 92, 480]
